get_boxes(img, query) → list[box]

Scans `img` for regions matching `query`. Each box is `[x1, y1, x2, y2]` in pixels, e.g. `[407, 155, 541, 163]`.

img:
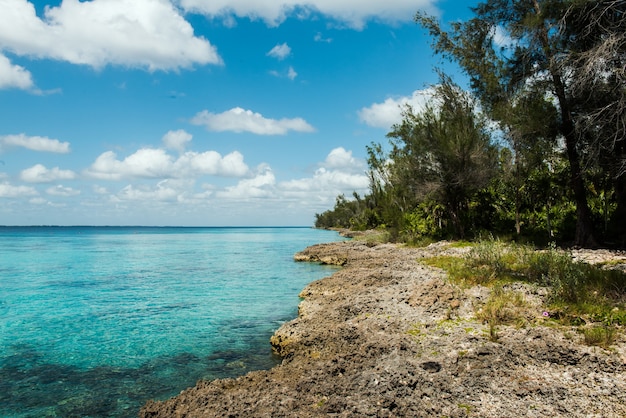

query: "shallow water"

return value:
[0, 226, 341, 417]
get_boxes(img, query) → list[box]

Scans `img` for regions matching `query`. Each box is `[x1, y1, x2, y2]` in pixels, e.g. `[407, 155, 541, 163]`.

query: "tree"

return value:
[560, 0, 626, 244]
[314, 193, 370, 230]
[385, 76, 498, 238]
[416, 0, 611, 247]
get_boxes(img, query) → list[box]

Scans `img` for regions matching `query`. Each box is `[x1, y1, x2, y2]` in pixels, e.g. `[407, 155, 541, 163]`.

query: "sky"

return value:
[0, 0, 479, 226]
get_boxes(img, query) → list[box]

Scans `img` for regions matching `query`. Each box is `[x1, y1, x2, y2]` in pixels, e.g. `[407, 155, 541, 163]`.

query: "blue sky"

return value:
[0, 0, 478, 226]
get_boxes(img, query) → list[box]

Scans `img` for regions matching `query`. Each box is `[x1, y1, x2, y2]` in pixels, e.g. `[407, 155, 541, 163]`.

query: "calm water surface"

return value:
[0, 227, 342, 417]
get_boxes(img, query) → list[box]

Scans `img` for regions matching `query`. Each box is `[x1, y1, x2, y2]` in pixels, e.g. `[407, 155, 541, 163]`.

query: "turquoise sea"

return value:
[0, 226, 342, 417]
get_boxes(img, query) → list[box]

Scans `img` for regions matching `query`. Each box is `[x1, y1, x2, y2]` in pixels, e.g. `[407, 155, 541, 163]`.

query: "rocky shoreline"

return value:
[140, 240, 626, 417]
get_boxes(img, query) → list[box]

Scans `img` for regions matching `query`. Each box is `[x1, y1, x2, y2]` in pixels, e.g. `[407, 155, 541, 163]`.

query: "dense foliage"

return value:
[315, 0, 625, 248]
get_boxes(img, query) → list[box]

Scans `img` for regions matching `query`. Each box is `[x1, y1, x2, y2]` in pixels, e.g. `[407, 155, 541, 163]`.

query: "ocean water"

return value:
[0, 226, 342, 417]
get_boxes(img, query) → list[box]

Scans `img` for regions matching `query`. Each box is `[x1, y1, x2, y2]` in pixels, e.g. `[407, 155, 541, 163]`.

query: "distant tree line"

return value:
[315, 0, 626, 248]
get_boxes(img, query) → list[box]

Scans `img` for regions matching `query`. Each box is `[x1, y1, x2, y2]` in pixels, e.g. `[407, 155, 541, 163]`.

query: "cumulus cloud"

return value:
[88, 148, 173, 180]
[179, 0, 438, 29]
[176, 150, 249, 177]
[323, 147, 362, 171]
[46, 184, 81, 197]
[0, 53, 33, 90]
[281, 167, 368, 194]
[20, 164, 76, 183]
[358, 88, 436, 129]
[0, 181, 38, 197]
[0, 133, 71, 153]
[0, 0, 221, 71]
[279, 147, 368, 196]
[267, 43, 291, 60]
[162, 129, 192, 153]
[217, 165, 276, 199]
[190, 107, 315, 135]
[85, 148, 249, 180]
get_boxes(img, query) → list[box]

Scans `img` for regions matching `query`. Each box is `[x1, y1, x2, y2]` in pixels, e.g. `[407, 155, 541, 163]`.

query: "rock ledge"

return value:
[141, 241, 626, 417]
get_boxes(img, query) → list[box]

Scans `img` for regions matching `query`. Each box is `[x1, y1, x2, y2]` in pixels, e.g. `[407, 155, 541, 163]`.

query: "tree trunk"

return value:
[514, 145, 522, 235]
[447, 198, 465, 239]
[555, 76, 597, 247]
[533, 0, 597, 247]
[613, 174, 626, 248]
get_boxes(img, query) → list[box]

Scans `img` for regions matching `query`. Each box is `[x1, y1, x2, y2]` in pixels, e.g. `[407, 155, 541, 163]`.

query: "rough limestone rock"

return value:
[140, 241, 626, 418]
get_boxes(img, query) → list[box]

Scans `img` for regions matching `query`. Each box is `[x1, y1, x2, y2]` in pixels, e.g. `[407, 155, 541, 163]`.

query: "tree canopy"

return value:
[316, 0, 626, 248]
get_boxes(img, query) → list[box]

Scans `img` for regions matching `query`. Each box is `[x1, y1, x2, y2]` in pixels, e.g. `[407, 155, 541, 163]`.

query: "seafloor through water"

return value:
[0, 226, 341, 417]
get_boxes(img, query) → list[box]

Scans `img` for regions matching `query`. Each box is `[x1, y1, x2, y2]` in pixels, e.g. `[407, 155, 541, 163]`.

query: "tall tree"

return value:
[417, 0, 605, 247]
[560, 0, 626, 244]
[386, 76, 497, 238]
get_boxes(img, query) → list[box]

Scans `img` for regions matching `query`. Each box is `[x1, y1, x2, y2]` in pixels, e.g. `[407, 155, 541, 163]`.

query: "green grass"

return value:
[476, 284, 532, 341]
[420, 254, 463, 271]
[419, 239, 626, 345]
[476, 285, 530, 325]
[582, 325, 618, 348]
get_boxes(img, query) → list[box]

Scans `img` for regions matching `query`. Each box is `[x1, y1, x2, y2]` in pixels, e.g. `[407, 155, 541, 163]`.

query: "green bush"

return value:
[520, 245, 586, 303]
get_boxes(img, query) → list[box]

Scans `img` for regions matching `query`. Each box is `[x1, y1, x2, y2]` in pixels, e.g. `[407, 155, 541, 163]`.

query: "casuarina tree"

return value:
[416, 0, 626, 247]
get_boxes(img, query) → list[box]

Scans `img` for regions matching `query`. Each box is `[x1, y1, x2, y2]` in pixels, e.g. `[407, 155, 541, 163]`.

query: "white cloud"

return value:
[0, 181, 38, 197]
[0, 0, 221, 71]
[279, 147, 368, 195]
[358, 88, 435, 129]
[116, 180, 180, 202]
[314, 32, 332, 43]
[0, 133, 71, 153]
[162, 129, 192, 153]
[280, 167, 368, 193]
[269, 66, 298, 80]
[267, 43, 291, 60]
[93, 185, 109, 194]
[29, 197, 47, 204]
[175, 150, 249, 177]
[217, 165, 276, 199]
[89, 148, 173, 180]
[324, 147, 362, 171]
[179, 0, 438, 29]
[84, 146, 366, 208]
[46, 184, 81, 197]
[20, 164, 76, 183]
[1, 145, 374, 224]
[287, 66, 297, 80]
[190, 107, 315, 135]
[0, 53, 33, 90]
[86, 148, 249, 180]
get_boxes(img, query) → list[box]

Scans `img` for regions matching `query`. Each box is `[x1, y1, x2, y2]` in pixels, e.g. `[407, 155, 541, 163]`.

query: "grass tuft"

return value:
[582, 325, 617, 348]
[420, 239, 626, 338]
[476, 285, 531, 341]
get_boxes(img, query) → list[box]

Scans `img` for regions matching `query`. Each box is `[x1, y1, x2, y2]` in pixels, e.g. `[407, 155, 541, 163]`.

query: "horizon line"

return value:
[0, 225, 317, 228]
